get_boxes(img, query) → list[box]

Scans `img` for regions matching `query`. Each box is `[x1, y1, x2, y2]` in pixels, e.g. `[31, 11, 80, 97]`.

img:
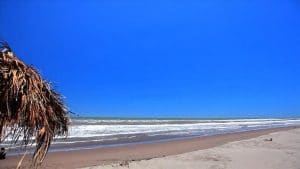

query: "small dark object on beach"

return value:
[0, 147, 6, 160]
[119, 161, 129, 167]
[264, 138, 273, 141]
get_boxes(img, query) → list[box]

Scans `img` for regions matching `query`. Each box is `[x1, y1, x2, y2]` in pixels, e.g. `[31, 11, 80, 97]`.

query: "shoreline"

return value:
[0, 126, 298, 169]
[8, 126, 298, 156]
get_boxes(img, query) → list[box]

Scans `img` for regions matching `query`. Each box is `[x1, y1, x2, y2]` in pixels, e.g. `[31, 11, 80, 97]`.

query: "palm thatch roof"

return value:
[0, 41, 69, 167]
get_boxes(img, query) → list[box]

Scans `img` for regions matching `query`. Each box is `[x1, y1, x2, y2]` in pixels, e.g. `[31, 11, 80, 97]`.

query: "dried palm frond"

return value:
[0, 41, 69, 168]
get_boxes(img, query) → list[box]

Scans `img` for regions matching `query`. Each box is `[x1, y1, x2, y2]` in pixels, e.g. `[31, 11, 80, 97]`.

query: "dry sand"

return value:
[83, 128, 300, 169]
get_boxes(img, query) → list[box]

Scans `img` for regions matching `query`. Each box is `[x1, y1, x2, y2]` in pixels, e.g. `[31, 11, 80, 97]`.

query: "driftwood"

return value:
[0, 41, 69, 168]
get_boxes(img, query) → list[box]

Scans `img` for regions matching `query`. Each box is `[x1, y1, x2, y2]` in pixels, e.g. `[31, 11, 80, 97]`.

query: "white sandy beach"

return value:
[84, 128, 300, 169]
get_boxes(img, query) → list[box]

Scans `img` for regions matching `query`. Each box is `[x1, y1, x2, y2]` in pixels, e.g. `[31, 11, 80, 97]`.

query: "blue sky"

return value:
[1, 0, 300, 118]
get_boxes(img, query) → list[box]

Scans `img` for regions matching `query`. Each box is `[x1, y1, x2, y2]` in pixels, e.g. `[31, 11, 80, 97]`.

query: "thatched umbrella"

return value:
[0, 41, 69, 167]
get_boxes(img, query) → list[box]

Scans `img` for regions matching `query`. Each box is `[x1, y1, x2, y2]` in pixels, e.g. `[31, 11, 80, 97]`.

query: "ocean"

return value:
[4, 117, 300, 155]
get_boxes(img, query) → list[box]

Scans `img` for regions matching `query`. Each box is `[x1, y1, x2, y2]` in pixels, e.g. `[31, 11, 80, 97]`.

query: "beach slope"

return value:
[84, 128, 300, 169]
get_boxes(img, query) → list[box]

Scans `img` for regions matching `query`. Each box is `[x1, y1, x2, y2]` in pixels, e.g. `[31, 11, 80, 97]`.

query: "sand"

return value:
[0, 127, 299, 169]
[83, 127, 300, 169]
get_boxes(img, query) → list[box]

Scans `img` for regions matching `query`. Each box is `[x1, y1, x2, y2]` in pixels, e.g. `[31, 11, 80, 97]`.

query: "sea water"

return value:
[4, 117, 300, 155]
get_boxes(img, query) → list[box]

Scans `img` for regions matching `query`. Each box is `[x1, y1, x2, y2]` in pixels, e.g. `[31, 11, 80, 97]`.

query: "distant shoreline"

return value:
[70, 116, 300, 120]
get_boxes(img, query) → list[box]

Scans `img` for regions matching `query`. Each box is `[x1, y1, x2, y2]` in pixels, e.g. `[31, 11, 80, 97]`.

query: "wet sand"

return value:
[87, 126, 300, 169]
[0, 126, 298, 169]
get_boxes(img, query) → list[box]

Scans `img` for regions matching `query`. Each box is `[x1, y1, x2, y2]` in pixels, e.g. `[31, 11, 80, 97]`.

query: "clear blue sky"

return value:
[1, 0, 300, 118]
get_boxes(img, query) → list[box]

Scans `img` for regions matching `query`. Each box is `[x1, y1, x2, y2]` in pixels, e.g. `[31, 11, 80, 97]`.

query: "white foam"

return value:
[3, 118, 300, 144]
[66, 118, 300, 138]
